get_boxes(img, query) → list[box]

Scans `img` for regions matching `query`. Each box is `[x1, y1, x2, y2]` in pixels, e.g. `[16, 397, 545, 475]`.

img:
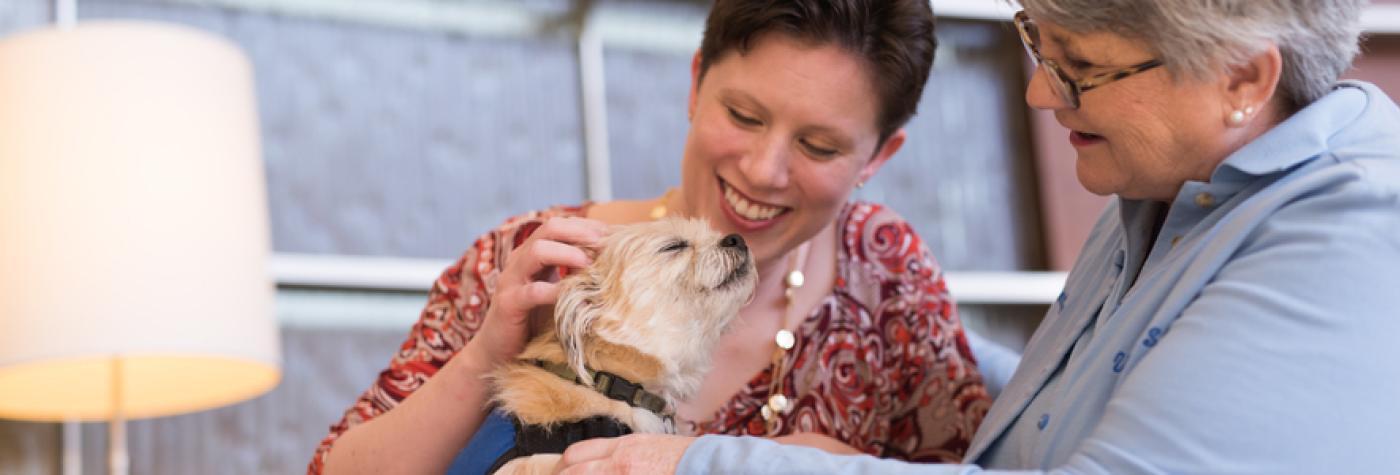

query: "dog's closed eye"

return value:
[660, 240, 689, 253]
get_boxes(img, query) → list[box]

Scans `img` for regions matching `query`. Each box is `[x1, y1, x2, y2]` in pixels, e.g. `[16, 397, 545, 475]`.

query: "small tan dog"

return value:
[488, 218, 757, 475]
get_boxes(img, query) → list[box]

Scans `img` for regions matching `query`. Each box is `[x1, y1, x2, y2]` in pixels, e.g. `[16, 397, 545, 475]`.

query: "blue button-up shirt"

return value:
[677, 81, 1400, 474]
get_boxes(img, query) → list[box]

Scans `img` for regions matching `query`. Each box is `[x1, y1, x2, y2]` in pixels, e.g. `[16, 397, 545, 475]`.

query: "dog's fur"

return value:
[491, 218, 756, 475]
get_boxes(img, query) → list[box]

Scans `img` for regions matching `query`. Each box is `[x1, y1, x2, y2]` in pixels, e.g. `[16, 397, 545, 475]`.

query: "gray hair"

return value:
[1016, 0, 1365, 109]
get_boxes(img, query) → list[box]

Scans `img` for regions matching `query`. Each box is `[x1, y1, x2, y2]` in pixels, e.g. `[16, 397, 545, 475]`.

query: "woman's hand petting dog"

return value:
[467, 217, 610, 368]
[553, 432, 862, 474]
[555, 434, 693, 475]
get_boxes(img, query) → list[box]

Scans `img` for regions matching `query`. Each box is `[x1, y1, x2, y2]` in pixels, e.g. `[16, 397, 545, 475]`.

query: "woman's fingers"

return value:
[471, 217, 609, 365]
[510, 239, 592, 283]
[531, 217, 610, 250]
[556, 437, 619, 471]
[486, 281, 557, 320]
[555, 434, 693, 475]
[501, 218, 608, 283]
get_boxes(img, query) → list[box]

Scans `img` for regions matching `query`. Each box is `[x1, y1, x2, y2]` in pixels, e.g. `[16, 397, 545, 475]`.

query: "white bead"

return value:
[1228, 110, 1245, 125]
[775, 330, 796, 350]
[768, 394, 789, 412]
[785, 270, 805, 288]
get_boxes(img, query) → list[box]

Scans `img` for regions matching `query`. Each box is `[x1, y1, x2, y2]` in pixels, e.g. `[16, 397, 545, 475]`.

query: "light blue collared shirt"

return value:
[676, 81, 1400, 474]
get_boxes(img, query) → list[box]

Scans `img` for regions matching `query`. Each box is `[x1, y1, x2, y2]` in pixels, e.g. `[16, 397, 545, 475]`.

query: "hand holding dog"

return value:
[467, 217, 610, 368]
[554, 432, 861, 474]
[555, 434, 693, 475]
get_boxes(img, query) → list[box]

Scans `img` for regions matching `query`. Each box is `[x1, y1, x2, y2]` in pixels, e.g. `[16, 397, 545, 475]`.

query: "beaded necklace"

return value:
[761, 240, 809, 431]
[649, 187, 811, 432]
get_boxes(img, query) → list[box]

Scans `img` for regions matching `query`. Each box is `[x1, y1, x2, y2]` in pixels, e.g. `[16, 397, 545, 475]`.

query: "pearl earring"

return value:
[1228, 105, 1256, 126]
[856, 180, 866, 190]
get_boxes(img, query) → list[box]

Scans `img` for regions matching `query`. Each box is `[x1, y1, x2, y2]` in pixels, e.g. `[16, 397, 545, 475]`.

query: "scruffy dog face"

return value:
[554, 218, 756, 400]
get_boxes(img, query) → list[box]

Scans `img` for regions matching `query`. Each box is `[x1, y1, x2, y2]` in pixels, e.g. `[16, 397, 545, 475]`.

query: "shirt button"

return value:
[1171, 235, 1183, 247]
[1195, 192, 1216, 208]
[1038, 414, 1050, 430]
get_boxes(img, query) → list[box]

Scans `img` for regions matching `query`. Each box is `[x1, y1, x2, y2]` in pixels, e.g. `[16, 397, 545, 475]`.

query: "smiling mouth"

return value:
[720, 179, 790, 222]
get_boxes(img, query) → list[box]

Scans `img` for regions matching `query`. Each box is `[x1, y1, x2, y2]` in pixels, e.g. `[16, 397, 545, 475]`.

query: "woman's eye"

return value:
[660, 240, 689, 253]
[800, 139, 839, 159]
[1065, 56, 1095, 71]
[727, 107, 762, 127]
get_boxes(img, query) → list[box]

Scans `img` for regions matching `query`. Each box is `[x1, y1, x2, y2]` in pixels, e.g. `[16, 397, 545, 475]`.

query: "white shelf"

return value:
[271, 253, 443, 291]
[1363, 5, 1400, 35]
[162, 0, 1400, 57]
[930, 0, 1017, 21]
[270, 253, 1065, 307]
[930, 1, 1400, 35]
[944, 270, 1066, 305]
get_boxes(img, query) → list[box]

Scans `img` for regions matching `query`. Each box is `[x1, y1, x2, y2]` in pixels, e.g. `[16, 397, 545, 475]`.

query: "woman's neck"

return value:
[749, 221, 835, 320]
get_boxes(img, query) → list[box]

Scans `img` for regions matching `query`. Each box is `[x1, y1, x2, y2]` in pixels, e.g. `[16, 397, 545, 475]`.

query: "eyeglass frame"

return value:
[1013, 11, 1163, 109]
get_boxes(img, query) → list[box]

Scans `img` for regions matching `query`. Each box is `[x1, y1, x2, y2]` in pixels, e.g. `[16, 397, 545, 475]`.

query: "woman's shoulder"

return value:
[835, 200, 938, 273]
[834, 201, 945, 305]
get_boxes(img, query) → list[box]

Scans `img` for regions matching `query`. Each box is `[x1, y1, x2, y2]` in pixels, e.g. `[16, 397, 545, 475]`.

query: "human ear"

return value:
[688, 50, 702, 122]
[858, 128, 906, 186]
[1221, 44, 1283, 127]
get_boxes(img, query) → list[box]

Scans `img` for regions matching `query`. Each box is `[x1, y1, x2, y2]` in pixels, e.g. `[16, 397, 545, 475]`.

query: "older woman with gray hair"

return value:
[554, 0, 1400, 473]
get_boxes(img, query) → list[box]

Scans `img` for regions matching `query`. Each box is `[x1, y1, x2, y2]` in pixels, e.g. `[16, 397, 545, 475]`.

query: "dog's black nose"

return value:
[720, 233, 747, 251]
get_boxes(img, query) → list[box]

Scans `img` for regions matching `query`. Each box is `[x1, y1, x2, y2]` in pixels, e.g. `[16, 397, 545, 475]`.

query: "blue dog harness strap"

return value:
[446, 410, 634, 475]
[485, 414, 632, 473]
[446, 410, 516, 475]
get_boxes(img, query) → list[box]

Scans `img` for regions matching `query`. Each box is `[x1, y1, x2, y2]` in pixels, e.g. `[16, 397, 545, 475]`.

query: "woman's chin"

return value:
[1075, 166, 1124, 197]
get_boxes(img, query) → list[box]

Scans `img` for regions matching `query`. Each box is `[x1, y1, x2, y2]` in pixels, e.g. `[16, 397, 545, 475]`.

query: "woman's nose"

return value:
[740, 136, 790, 189]
[1025, 65, 1068, 111]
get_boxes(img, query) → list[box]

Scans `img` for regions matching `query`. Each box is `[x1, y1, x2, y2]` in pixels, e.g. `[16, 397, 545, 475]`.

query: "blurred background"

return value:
[1, 0, 1396, 473]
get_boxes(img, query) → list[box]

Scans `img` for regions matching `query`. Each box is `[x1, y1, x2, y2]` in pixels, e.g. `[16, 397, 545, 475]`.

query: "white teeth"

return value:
[722, 182, 785, 221]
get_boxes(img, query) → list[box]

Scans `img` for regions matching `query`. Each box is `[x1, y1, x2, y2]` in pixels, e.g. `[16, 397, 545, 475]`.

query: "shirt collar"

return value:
[1212, 81, 1372, 181]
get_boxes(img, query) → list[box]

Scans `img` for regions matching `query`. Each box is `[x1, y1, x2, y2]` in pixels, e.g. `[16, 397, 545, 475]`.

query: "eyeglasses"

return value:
[1013, 11, 1163, 109]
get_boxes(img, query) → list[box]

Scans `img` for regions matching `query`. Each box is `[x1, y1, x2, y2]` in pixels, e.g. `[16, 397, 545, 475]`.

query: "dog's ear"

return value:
[554, 269, 603, 385]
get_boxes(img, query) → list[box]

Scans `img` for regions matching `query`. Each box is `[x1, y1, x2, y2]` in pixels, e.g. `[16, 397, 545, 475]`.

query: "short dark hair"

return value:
[698, 0, 938, 142]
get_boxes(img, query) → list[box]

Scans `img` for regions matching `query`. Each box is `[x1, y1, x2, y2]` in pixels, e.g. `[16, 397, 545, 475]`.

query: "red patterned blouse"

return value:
[309, 201, 990, 473]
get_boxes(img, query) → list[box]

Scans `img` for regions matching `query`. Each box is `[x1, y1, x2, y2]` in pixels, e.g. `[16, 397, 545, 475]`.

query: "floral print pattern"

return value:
[308, 202, 989, 473]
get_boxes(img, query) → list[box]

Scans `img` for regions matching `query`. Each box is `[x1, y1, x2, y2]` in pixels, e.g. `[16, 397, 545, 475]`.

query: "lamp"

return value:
[0, 15, 281, 475]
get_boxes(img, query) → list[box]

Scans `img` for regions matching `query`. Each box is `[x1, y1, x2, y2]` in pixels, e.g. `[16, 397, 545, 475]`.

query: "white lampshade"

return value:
[0, 21, 281, 422]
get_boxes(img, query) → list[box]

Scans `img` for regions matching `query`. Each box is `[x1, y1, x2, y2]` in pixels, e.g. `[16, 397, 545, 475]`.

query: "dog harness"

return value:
[473, 360, 671, 474]
[532, 360, 669, 415]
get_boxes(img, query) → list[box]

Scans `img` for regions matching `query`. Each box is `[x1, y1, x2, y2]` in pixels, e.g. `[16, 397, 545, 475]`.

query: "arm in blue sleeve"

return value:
[678, 182, 1400, 474]
[678, 436, 989, 475]
[1061, 182, 1400, 473]
[963, 327, 1022, 400]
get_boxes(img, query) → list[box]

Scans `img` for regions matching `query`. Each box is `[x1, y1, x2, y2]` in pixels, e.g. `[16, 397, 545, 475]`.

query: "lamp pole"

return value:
[110, 358, 128, 475]
[55, 0, 75, 29]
